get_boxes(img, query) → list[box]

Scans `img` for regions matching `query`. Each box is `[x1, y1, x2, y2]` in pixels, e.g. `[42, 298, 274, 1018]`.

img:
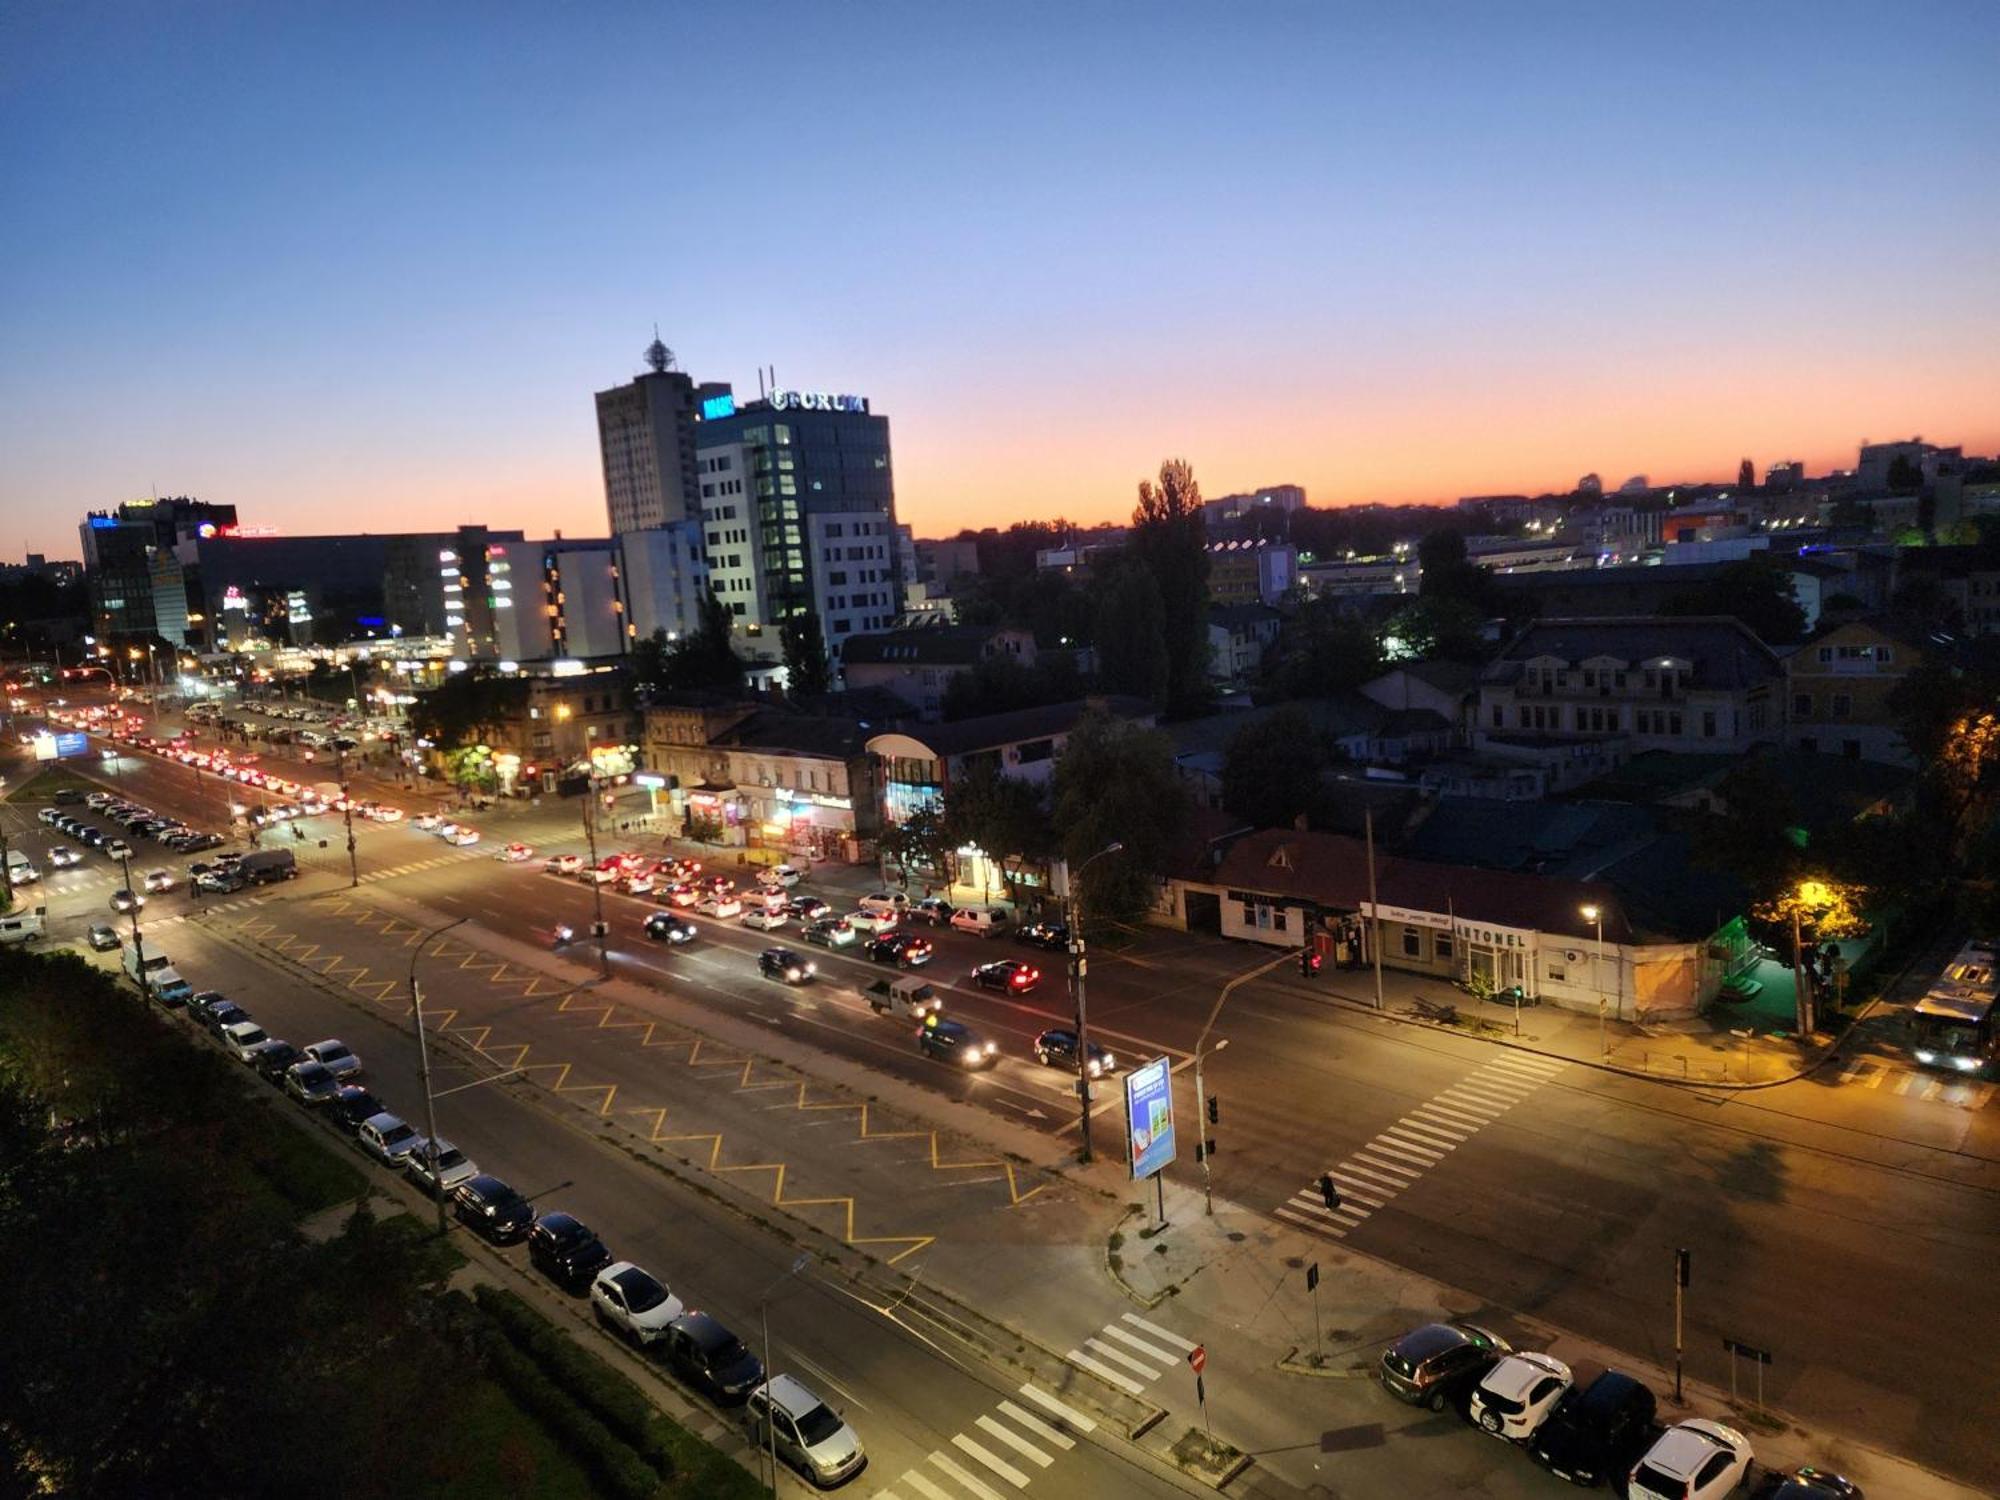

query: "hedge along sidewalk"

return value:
[472, 1283, 763, 1500]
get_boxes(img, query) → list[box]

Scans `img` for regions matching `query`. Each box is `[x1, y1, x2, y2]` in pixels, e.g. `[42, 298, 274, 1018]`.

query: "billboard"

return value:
[1124, 1056, 1177, 1181]
[55, 732, 87, 759]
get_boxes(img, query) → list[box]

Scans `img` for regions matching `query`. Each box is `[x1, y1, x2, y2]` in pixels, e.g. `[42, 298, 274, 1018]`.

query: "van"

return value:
[949, 905, 1011, 938]
[0, 908, 47, 946]
[123, 945, 173, 983]
[5, 851, 39, 885]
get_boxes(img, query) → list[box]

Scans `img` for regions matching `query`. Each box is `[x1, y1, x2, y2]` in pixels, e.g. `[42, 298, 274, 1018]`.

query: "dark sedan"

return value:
[250, 1040, 302, 1085]
[452, 1174, 536, 1245]
[1527, 1369, 1656, 1488]
[643, 911, 698, 945]
[1015, 921, 1070, 952]
[917, 1017, 999, 1070]
[973, 959, 1043, 995]
[1031, 1027, 1114, 1074]
[284, 1060, 342, 1106]
[528, 1211, 612, 1291]
[1379, 1321, 1511, 1411]
[663, 1312, 765, 1402]
[757, 947, 816, 985]
[864, 932, 932, 968]
[329, 1085, 387, 1135]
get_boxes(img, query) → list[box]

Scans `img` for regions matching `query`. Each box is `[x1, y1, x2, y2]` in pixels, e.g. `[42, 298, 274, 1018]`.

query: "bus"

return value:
[1909, 940, 1998, 1076]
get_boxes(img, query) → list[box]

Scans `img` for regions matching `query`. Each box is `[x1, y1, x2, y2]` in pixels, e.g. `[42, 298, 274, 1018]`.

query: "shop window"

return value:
[1546, 959, 1567, 983]
[1401, 930, 1422, 958]
[1435, 933, 1453, 960]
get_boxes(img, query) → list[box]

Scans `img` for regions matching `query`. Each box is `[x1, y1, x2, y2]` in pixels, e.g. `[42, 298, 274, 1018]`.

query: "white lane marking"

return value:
[1121, 1312, 1197, 1351]
[1349, 1151, 1420, 1179]
[1082, 1337, 1161, 1379]
[952, 1434, 1028, 1488]
[1485, 1055, 1564, 1079]
[1465, 1074, 1534, 1097]
[1369, 1136, 1441, 1165]
[995, 1400, 1073, 1450]
[1413, 1099, 1490, 1129]
[1386, 1119, 1461, 1149]
[1016, 1383, 1096, 1432]
[931, 1449, 1009, 1500]
[1064, 1350, 1145, 1393]
[1098, 1323, 1180, 1364]
[1403, 1110, 1473, 1139]
[975, 1415, 1052, 1468]
[1328, 1180, 1389, 1208]
[1275, 1205, 1343, 1236]
[899, 1468, 954, 1500]
[1435, 1087, 1512, 1113]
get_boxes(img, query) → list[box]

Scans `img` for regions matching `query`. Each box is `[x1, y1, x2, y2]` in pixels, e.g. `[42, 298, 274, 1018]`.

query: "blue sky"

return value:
[3, 2, 1996, 558]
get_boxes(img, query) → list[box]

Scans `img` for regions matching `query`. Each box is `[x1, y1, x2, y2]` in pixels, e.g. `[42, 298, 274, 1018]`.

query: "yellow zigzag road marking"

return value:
[857, 1234, 936, 1265]
[521, 979, 560, 997]
[557, 1083, 618, 1115]
[657, 1133, 726, 1169]
[356, 980, 399, 1002]
[596, 1014, 653, 1035]
[558, 991, 612, 1016]
[624, 1107, 669, 1140]
[519, 1061, 573, 1091]
[450, 1025, 491, 1051]
[425, 1009, 458, 1032]
[481, 1043, 531, 1070]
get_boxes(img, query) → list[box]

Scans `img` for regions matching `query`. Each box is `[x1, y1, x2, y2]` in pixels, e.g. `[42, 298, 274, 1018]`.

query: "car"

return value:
[758, 864, 804, 889]
[452, 1173, 536, 1243]
[659, 881, 701, 907]
[740, 907, 789, 931]
[1527, 1369, 1657, 1489]
[285, 1059, 343, 1106]
[1628, 1420, 1753, 1500]
[803, 916, 855, 949]
[1016, 920, 1070, 951]
[105, 838, 136, 860]
[80, 828, 107, 848]
[909, 896, 955, 927]
[142, 868, 176, 894]
[857, 890, 909, 917]
[370, 805, 404, 823]
[47, 846, 81, 869]
[201, 1000, 251, 1036]
[973, 959, 1042, 994]
[1751, 1467, 1865, 1500]
[221, 1020, 273, 1062]
[302, 1039, 362, 1080]
[702, 873, 738, 894]
[590, 1262, 685, 1346]
[1030, 1027, 1114, 1075]
[251, 1040, 303, 1084]
[37, 808, 62, 826]
[1379, 1321, 1512, 1411]
[662, 1312, 765, 1402]
[643, 911, 698, 945]
[186, 989, 234, 1027]
[528, 1211, 613, 1291]
[618, 870, 656, 895]
[446, 827, 480, 846]
[758, 947, 816, 985]
[195, 868, 244, 893]
[843, 908, 897, 935]
[412, 813, 441, 831]
[585, 859, 622, 885]
[498, 842, 535, 863]
[544, 852, 583, 876]
[86, 924, 121, 951]
[1469, 1351, 1572, 1441]
[356, 1112, 422, 1164]
[406, 1137, 480, 1196]
[917, 1016, 999, 1070]
[109, 888, 144, 914]
[696, 893, 743, 919]
[786, 894, 830, 921]
[865, 932, 932, 967]
[949, 906, 1010, 938]
[744, 1373, 866, 1489]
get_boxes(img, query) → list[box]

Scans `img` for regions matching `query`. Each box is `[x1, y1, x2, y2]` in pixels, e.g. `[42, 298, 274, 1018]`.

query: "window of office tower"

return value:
[775, 425, 791, 445]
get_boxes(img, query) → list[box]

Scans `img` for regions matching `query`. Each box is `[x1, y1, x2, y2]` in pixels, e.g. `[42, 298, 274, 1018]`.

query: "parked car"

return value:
[1469, 1352, 1572, 1441]
[329, 1085, 385, 1134]
[758, 948, 816, 985]
[644, 912, 698, 945]
[1015, 920, 1070, 951]
[973, 959, 1042, 994]
[528, 1211, 613, 1291]
[221, 1020, 273, 1063]
[1032, 1027, 1115, 1075]
[201, 1000, 251, 1036]
[662, 1312, 765, 1402]
[86, 924, 121, 951]
[251, 1040, 303, 1084]
[285, 1059, 343, 1106]
[787, 895, 830, 921]
[740, 907, 788, 931]
[590, 1262, 684, 1346]
[910, 897, 955, 927]
[744, 1374, 866, 1489]
[452, 1174, 536, 1244]
[949, 906, 1010, 938]
[406, 1137, 480, 1196]
[1379, 1321, 1512, 1411]
[1528, 1369, 1657, 1488]
[303, 1039, 362, 1080]
[1628, 1420, 1754, 1500]
[356, 1112, 423, 1164]
[917, 1016, 999, 1070]
[865, 932, 932, 967]
[1751, 1468, 1865, 1500]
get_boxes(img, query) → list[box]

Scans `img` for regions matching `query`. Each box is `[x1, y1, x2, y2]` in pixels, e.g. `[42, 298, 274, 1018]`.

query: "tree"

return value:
[780, 611, 832, 697]
[1661, 554, 1807, 644]
[1416, 527, 1488, 607]
[879, 802, 953, 886]
[1885, 453, 1923, 495]
[1050, 711, 1188, 929]
[1129, 459, 1211, 714]
[1688, 758, 1803, 898]
[1257, 597, 1384, 700]
[1092, 560, 1169, 701]
[1379, 595, 1486, 663]
[1221, 707, 1329, 830]
[941, 652, 1083, 721]
[1738, 458, 1755, 490]
[942, 760, 1052, 902]
[408, 672, 530, 751]
[629, 627, 671, 693]
[658, 590, 744, 693]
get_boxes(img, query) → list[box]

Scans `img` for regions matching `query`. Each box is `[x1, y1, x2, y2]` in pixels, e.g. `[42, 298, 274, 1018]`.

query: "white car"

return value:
[142, 868, 176, 894]
[412, 813, 441, 831]
[740, 908, 788, 931]
[356, 1112, 422, 1164]
[498, 842, 534, 863]
[405, 1137, 480, 1196]
[857, 890, 909, 916]
[758, 864, 803, 889]
[1469, 1351, 1571, 1441]
[1628, 1419, 1753, 1500]
[745, 1374, 866, 1489]
[221, 1020, 272, 1062]
[447, 828, 480, 846]
[104, 839, 133, 861]
[47, 846, 82, 868]
[844, 908, 897, 935]
[544, 853, 583, 875]
[590, 1262, 684, 1346]
[371, 805, 404, 823]
[696, 893, 743, 919]
[303, 1038, 363, 1080]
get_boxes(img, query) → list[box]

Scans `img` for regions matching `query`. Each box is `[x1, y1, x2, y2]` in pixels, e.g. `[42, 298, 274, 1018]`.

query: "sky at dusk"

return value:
[3, 2, 1998, 562]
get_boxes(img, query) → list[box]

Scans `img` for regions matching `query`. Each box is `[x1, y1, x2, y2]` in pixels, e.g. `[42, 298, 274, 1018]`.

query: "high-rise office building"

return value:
[595, 336, 731, 535]
[79, 496, 238, 643]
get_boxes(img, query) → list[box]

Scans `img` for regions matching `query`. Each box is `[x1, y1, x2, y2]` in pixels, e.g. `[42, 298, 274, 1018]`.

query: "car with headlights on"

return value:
[142, 868, 176, 894]
[110, 887, 144, 914]
[973, 959, 1042, 994]
[1015, 920, 1070, 952]
[758, 947, 816, 985]
[644, 911, 698, 945]
[917, 1016, 998, 1070]
[48, 846, 82, 869]
[590, 1262, 684, 1347]
[865, 931, 931, 967]
[1031, 1027, 1115, 1076]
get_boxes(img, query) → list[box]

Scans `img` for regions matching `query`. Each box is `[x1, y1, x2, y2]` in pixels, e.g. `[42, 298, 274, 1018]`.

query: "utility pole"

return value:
[0, 826, 12, 908]
[121, 852, 147, 1002]
[1364, 808, 1385, 1010]
[1193, 946, 1293, 1213]
[1673, 1247, 1690, 1404]
[337, 743, 359, 888]
[1790, 906, 1814, 1037]
[1067, 840, 1123, 1164]
[410, 914, 466, 1236]
[581, 779, 609, 979]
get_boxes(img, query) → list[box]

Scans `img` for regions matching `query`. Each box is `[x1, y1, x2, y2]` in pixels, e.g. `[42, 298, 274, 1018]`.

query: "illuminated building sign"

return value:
[701, 393, 737, 420]
[88, 516, 120, 530]
[222, 587, 249, 611]
[769, 390, 867, 413]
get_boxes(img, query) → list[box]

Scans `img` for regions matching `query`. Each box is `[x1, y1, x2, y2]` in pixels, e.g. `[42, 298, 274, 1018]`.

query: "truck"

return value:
[865, 975, 943, 1022]
[239, 848, 298, 885]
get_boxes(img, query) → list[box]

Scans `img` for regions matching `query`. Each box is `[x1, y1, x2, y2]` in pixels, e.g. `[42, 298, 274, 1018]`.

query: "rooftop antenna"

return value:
[643, 325, 675, 375]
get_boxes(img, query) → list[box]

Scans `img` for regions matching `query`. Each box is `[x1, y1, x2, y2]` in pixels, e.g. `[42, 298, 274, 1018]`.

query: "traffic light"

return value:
[1319, 1173, 1341, 1211]
[1206, 1095, 1219, 1126]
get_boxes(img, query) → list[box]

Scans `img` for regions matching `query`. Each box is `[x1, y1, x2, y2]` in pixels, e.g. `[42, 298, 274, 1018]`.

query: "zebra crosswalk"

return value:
[1275, 1051, 1570, 1243]
[869, 1381, 1096, 1500]
[1837, 1056, 1995, 1111]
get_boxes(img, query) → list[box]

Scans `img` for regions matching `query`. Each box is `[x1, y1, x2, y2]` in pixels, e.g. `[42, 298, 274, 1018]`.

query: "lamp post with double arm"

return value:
[410, 914, 468, 1235]
[1067, 840, 1123, 1165]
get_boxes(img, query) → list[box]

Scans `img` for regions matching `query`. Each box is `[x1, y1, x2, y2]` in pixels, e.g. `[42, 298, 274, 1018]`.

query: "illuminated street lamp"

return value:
[1581, 904, 1607, 1059]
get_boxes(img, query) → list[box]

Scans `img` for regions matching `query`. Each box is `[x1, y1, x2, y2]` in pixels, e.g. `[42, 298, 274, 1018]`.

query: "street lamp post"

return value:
[1067, 840, 1123, 1165]
[582, 779, 610, 979]
[1582, 904, 1606, 1059]
[756, 1253, 809, 1496]
[120, 853, 148, 1002]
[336, 743, 359, 888]
[1193, 946, 1298, 1214]
[409, 914, 468, 1235]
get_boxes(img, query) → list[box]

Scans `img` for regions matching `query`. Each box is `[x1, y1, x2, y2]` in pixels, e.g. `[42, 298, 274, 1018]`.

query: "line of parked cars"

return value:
[1378, 1319, 1863, 1497]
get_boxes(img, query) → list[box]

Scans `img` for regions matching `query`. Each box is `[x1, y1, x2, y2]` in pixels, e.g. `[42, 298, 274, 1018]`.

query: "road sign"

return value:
[1721, 1337, 1771, 1365]
[1124, 1056, 1177, 1181]
[1188, 1344, 1206, 1375]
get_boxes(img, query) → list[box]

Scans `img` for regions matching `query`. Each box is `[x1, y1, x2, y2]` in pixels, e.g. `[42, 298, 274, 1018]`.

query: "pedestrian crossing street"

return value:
[1275, 1051, 1571, 1243]
[1837, 1056, 1995, 1111]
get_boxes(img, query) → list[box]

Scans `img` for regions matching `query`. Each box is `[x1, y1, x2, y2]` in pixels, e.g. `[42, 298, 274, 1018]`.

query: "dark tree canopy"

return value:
[1050, 711, 1187, 929]
[1221, 706, 1331, 831]
[1129, 459, 1211, 714]
[1092, 560, 1169, 702]
[1661, 555, 1808, 645]
[780, 610, 832, 698]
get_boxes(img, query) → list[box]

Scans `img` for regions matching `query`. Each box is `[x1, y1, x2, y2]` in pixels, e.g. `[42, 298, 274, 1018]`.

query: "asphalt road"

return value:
[10, 708, 2000, 1490]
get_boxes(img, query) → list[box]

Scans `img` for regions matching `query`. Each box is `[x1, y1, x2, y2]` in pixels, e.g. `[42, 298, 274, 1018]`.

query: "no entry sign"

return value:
[1188, 1345, 1206, 1375]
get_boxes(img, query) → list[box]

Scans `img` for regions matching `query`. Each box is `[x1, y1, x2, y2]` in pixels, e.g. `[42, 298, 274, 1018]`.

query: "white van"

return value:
[6, 851, 39, 885]
[123, 945, 173, 984]
[0, 907, 47, 945]
[949, 905, 1011, 938]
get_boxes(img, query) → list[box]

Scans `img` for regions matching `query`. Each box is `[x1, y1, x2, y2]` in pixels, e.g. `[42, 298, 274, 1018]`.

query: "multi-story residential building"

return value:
[1206, 603, 1282, 683]
[1477, 616, 1785, 758]
[840, 623, 1036, 719]
[426, 663, 639, 793]
[1206, 539, 1298, 606]
[1785, 617, 1942, 765]
[1892, 546, 2000, 636]
[595, 338, 731, 535]
[1857, 438, 1960, 495]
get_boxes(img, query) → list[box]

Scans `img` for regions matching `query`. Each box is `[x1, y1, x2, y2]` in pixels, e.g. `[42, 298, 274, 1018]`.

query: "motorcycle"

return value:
[552, 924, 574, 950]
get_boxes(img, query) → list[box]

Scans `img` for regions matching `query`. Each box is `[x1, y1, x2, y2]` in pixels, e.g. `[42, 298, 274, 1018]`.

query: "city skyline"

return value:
[5, 2, 1998, 562]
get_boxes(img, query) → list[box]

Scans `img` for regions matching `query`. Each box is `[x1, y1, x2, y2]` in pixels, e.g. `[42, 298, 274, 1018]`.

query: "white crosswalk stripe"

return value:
[1064, 1349, 1144, 1393]
[1081, 1337, 1161, 1379]
[1016, 1383, 1096, 1432]
[974, 1415, 1052, 1468]
[899, 1467, 955, 1500]
[930, 1450, 1008, 1500]
[951, 1434, 1028, 1488]
[994, 1400, 1073, 1450]
[1097, 1323, 1179, 1364]
[1121, 1312, 1196, 1352]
